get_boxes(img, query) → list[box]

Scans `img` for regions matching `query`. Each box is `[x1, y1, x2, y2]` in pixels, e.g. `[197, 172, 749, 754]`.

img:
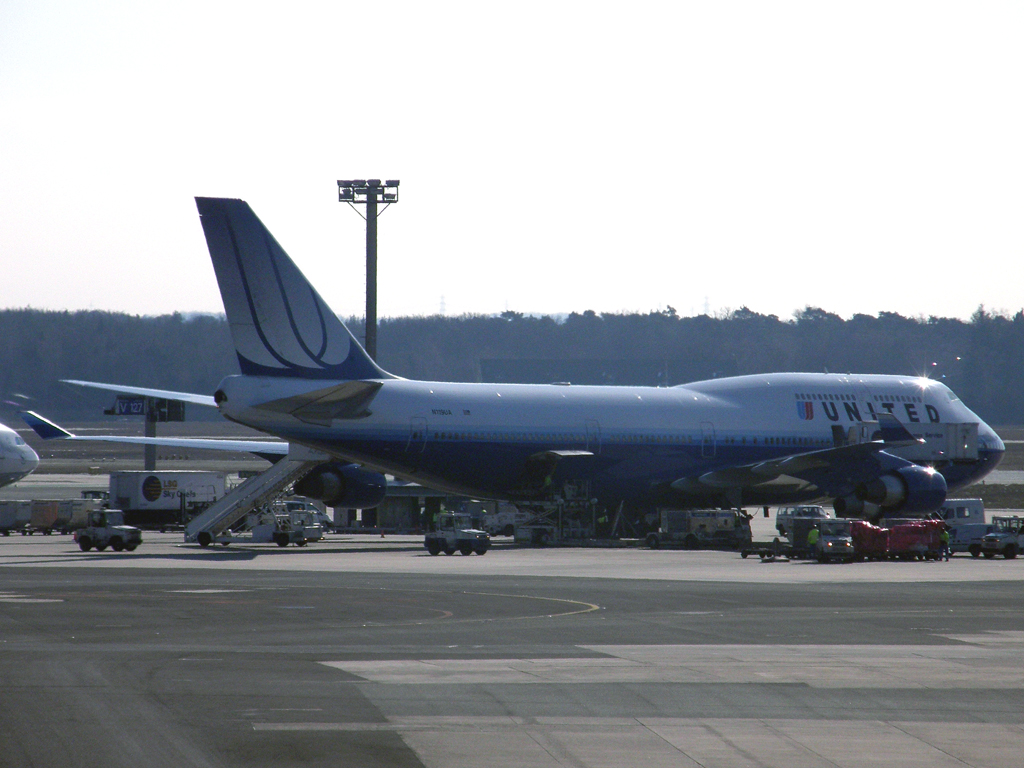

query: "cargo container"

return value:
[850, 520, 889, 560]
[0, 500, 32, 535]
[29, 500, 67, 534]
[888, 520, 944, 560]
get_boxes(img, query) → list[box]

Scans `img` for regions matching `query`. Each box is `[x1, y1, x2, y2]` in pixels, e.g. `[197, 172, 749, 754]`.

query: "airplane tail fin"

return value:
[195, 197, 392, 381]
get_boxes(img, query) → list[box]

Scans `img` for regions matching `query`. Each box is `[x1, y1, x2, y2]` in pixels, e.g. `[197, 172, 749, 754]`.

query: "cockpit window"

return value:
[928, 381, 960, 403]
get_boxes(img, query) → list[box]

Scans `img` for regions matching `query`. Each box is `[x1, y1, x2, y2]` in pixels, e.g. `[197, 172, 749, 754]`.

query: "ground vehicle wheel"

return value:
[474, 544, 488, 555]
[444, 547, 456, 555]
[274, 532, 289, 547]
[110, 537, 124, 552]
[683, 534, 699, 550]
[197, 532, 212, 548]
[94, 543, 108, 552]
[969, 544, 981, 558]
[459, 544, 473, 556]
[646, 533, 660, 549]
[78, 537, 92, 552]
[426, 539, 441, 555]
[818, 554, 829, 564]
[296, 540, 307, 547]
[741, 550, 749, 559]
[1004, 545, 1017, 559]
[501, 524, 514, 537]
[984, 551, 996, 559]
[125, 545, 137, 552]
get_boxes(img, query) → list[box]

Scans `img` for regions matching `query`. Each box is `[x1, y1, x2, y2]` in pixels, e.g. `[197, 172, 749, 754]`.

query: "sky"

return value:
[1, 1, 1022, 322]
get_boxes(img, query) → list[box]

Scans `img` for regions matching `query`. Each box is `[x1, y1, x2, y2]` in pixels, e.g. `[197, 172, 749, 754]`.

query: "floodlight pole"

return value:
[337, 179, 400, 361]
[365, 190, 378, 360]
[144, 401, 157, 471]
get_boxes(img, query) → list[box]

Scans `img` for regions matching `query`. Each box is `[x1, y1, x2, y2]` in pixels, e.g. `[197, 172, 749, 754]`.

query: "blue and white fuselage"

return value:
[216, 367, 1002, 513]
[195, 197, 1001, 518]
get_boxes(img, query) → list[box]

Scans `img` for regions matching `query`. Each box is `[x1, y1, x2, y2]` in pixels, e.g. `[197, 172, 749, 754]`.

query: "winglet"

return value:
[22, 411, 74, 440]
[876, 412, 922, 445]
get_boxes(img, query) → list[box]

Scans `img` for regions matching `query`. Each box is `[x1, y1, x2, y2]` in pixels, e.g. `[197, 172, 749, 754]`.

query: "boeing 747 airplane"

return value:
[50, 198, 1004, 528]
[0, 420, 39, 487]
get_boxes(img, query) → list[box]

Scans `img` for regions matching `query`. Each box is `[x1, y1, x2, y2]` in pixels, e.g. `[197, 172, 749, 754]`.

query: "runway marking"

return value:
[322, 642, 1024, 688]
[0, 591, 63, 603]
[252, 717, 1024, 768]
[165, 589, 253, 594]
[461, 591, 600, 620]
[253, 716, 1024, 768]
[347, 589, 598, 627]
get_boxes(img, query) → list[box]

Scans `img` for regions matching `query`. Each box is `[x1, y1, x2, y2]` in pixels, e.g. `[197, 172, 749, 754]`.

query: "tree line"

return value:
[2, 305, 1022, 425]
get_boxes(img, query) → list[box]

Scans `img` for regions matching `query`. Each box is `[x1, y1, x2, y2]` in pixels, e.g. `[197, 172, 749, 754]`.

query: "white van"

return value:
[936, 499, 985, 526]
[775, 505, 831, 536]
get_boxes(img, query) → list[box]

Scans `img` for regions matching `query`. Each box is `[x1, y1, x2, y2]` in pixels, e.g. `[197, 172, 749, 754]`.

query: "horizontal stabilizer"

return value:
[22, 411, 288, 457]
[62, 379, 218, 407]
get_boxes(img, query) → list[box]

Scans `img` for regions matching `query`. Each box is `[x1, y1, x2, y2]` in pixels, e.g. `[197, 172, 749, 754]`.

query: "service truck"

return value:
[109, 471, 226, 529]
[646, 509, 753, 550]
[814, 519, 855, 563]
[949, 523, 993, 557]
[270, 499, 325, 542]
[75, 510, 143, 552]
[482, 502, 526, 537]
[456, 500, 526, 537]
[775, 505, 831, 536]
[936, 499, 985, 526]
[425, 512, 490, 555]
[980, 516, 1024, 559]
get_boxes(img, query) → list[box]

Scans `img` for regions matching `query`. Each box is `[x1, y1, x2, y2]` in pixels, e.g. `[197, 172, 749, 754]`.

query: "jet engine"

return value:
[833, 464, 947, 518]
[293, 463, 387, 509]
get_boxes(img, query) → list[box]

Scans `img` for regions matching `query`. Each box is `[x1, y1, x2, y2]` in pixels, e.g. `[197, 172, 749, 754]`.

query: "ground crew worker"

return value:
[940, 527, 951, 561]
[806, 524, 820, 559]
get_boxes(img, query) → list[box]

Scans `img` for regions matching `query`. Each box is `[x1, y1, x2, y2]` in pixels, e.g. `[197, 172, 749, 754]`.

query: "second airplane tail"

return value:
[195, 197, 391, 381]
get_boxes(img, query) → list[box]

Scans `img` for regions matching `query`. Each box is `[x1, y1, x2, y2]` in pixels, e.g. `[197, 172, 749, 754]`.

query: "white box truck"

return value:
[109, 471, 227, 529]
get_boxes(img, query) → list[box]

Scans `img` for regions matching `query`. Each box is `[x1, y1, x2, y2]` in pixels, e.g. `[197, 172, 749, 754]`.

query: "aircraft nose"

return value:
[982, 424, 1005, 454]
[976, 425, 1006, 479]
[23, 445, 40, 471]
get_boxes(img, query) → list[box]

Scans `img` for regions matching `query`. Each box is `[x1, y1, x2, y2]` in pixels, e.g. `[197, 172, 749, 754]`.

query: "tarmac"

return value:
[2, 515, 1024, 768]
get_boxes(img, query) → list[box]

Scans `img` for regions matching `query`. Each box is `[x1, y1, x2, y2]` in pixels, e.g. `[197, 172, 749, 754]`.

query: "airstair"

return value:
[184, 444, 329, 546]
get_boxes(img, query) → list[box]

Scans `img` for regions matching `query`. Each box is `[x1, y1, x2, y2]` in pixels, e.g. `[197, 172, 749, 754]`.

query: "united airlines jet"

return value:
[0, 420, 39, 487]
[159, 197, 1002, 521]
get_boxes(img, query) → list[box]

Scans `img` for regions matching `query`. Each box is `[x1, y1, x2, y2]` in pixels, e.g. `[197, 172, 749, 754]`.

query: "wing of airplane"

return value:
[22, 411, 288, 458]
[672, 413, 941, 513]
[62, 379, 218, 408]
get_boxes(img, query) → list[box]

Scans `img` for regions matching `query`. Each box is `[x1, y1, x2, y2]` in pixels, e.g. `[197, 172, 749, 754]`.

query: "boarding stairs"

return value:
[184, 444, 329, 546]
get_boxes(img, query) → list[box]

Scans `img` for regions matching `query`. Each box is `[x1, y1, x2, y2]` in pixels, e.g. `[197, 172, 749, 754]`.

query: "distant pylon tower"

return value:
[337, 179, 400, 361]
